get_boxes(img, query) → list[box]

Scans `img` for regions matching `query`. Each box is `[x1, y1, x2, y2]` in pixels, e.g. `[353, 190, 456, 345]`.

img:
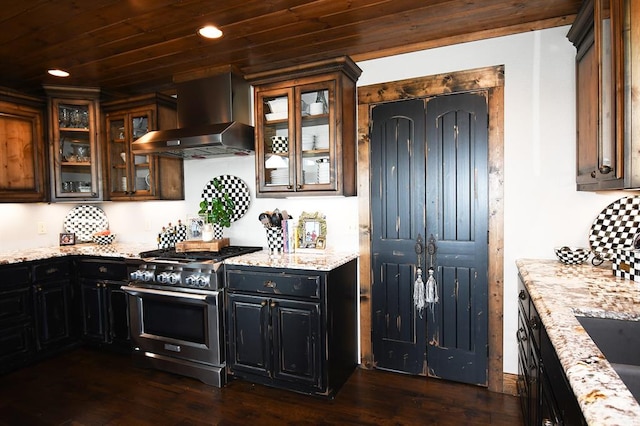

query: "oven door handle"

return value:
[120, 286, 218, 301]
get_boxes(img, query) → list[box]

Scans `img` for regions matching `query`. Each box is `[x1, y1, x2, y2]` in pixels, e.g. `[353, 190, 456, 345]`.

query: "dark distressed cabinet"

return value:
[0, 264, 34, 373]
[225, 259, 357, 397]
[32, 259, 76, 353]
[76, 257, 130, 352]
[517, 275, 585, 425]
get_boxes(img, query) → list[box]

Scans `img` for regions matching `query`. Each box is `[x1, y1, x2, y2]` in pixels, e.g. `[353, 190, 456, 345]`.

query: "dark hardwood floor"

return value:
[0, 347, 522, 425]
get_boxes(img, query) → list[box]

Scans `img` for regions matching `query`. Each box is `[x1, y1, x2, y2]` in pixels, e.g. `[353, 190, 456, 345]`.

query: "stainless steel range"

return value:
[122, 246, 261, 387]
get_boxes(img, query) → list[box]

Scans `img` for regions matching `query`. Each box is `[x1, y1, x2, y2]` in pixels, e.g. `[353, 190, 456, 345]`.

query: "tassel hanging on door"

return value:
[414, 267, 426, 318]
[425, 267, 438, 306]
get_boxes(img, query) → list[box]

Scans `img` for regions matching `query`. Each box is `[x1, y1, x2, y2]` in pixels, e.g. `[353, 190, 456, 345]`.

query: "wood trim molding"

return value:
[357, 65, 506, 393]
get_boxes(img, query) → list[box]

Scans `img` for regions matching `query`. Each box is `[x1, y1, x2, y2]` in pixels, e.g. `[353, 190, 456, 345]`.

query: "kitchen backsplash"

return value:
[0, 154, 359, 253]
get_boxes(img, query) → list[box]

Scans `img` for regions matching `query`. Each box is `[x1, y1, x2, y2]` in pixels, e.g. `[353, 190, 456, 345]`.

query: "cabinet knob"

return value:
[270, 301, 276, 308]
[529, 316, 540, 330]
[591, 170, 597, 178]
[518, 290, 527, 300]
[517, 328, 528, 342]
[263, 280, 276, 288]
[599, 165, 613, 175]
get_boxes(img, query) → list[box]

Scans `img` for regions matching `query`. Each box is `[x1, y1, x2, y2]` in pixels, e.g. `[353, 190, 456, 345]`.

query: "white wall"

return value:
[0, 25, 635, 374]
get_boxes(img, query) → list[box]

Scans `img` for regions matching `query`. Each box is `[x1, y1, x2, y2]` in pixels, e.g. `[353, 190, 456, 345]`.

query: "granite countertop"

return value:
[224, 250, 358, 271]
[517, 259, 640, 426]
[0, 242, 155, 265]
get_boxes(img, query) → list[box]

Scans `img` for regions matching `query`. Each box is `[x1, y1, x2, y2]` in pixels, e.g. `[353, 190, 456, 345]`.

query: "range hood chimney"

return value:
[131, 72, 254, 159]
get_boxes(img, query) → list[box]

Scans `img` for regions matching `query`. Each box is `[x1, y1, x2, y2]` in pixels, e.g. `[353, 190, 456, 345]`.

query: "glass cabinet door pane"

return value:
[263, 94, 290, 187]
[300, 88, 330, 186]
[132, 113, 151, 192]
[58, 103, 93, 195]
[108, 117, 127, 193]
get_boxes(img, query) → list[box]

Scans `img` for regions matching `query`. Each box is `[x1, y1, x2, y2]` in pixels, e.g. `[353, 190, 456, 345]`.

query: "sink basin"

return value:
[577, 316, 640, 401]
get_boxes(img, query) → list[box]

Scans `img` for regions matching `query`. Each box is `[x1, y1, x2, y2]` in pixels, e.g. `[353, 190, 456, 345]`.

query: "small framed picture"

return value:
[59, 232, 76, 246]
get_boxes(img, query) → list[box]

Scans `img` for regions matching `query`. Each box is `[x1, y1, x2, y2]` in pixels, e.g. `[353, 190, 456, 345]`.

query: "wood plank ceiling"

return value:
[0, 0, 582, 98]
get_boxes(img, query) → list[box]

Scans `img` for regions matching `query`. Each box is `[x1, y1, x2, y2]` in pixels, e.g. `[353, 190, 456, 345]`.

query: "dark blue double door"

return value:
[371, 92, 489, 385]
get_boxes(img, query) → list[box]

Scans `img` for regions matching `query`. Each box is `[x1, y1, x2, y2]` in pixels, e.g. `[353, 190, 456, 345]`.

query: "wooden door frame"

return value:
[357, 65, 506, 393]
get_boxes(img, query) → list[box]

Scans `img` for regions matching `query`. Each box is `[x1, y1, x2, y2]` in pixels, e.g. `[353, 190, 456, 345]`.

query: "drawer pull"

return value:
[263, 280, 277, 288]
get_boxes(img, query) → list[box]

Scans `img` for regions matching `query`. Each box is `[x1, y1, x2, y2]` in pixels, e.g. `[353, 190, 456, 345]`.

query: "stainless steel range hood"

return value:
[132, 72, 254, 159]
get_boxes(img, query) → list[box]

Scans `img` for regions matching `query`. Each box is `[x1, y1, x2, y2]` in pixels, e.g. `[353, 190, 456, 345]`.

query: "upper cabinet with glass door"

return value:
[247, 57, 362, 197]
[568, 0, 640, 190]
[44, 86, 101, 201]
[102, 94, 183, 201]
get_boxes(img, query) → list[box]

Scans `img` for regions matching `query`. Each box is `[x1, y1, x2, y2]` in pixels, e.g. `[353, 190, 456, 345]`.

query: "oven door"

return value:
[121, 285, 224, 366]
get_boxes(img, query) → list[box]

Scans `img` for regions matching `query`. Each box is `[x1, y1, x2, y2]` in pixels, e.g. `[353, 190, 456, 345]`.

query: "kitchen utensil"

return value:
[554, 246, 590, 264]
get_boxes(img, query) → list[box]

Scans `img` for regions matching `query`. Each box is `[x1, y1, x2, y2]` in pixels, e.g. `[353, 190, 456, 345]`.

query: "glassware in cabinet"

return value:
[46, 89, 101, 201]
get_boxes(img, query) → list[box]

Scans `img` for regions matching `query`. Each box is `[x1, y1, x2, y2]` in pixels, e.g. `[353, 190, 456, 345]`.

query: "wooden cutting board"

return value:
[175, 238, 230, 252]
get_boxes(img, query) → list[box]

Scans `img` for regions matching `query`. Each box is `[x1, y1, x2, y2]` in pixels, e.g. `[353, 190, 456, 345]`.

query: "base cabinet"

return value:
[76, 258, 130, 352]
[32, 259, 76, 353]
[0, 264, 34, 373]
[225, 260, 357, 397]
[517, 275, 585, 425]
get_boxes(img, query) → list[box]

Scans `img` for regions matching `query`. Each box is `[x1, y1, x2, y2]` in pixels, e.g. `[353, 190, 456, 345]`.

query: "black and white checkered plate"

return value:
[201, 175, 251, 223]
[63, 205, 109, 243]
[589, 196, 640, 261]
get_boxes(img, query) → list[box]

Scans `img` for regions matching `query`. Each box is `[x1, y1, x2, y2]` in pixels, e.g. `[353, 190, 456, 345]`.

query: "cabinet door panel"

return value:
[34, 281, 72, 348]
[106, 284, 130, 345]
[271, 299, 320, 386]
[80, 281, 107, 342]
[227, 294, 270, 377]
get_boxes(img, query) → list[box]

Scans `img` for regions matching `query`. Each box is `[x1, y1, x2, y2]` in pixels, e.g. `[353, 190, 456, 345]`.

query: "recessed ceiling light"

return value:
[48, 69, 70, 77]
[198, 25, 223, 39]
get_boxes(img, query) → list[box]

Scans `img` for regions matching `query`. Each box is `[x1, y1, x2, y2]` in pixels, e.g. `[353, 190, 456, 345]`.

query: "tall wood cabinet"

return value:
[44, 85, 102, 201]
[102, 94, 183, 201]
[568, 0, 640, 190]
[246, 57, 361, 197]
[0, 89, 47, 202]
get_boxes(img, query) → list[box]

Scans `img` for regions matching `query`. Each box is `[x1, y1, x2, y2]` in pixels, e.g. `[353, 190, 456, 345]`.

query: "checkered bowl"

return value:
[93, 234, 116, 245]
[554, 246, 590, 265]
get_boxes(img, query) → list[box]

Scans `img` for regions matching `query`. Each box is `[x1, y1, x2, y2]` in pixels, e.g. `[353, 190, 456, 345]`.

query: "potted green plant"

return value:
[198, 178, 235, 239]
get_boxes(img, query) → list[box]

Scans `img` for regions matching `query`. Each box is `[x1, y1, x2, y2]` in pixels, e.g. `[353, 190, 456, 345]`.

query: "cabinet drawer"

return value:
[2, 264, 30, 288]
[226, 270, 321, 299]
[75, 258, 127, 280]
[33, 259, 70, 282]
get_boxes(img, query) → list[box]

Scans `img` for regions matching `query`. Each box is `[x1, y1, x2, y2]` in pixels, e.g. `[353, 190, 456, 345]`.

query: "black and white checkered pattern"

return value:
[64, 205, 109, 242]
[271, 136, 288, 154]
[201, 175, 251, 223]
[265, 227, 283, 252]
[613, 248, 640, 281]
[589, 196, 640, 261]
[175, 223, 187, 243]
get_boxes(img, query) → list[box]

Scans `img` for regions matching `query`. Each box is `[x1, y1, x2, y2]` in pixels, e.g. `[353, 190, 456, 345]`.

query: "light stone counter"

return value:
[517, 259, 640, 426]
[0, 242, 154, 265]
[224, 250, 358, 271]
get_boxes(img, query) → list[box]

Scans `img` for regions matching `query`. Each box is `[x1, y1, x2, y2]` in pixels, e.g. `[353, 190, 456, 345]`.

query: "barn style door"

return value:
[370, 92, 489, 386]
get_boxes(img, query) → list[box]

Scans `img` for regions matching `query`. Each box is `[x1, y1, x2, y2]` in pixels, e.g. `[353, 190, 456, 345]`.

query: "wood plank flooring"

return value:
[0, 347, 522, 425]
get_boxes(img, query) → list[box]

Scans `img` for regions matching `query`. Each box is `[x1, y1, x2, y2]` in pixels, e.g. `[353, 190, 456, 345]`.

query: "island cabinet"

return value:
[0, 89, 47, 202]
[517, 275, 586, 426]
[75, 257, 130, 352]
[102, 94, 184, 201]
[568, 0, 640, 190]
[44, 85, 103, 201]
[0, 264, 34, 374]
[245, 57, 361, 197]
[225, 259, 357, 397]
[31, 258, 77, 354]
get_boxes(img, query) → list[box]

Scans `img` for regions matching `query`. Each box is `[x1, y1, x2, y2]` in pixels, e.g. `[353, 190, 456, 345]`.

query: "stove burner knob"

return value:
[197, 275, 210, 288]
[130, 270, 142, 280]
[185, 274, 197, 286]
[141, 270, 155, 282]
[167, 272, 181, 285]
[156, 272, 169, 284]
